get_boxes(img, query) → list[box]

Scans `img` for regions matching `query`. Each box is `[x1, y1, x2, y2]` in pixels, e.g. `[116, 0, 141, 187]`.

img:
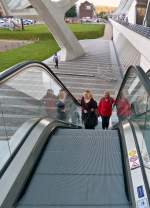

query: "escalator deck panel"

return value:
[16, 129, 130, 208]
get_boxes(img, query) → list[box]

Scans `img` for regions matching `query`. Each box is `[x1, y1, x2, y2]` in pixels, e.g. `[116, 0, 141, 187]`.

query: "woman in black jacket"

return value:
[81, 90, 98, 129]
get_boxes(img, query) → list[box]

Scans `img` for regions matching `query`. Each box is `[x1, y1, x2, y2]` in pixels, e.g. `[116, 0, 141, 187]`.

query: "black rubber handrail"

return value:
[0, 61, 81, 106]
[0, 118, 81, 179]
[146, 68, 150, 76]
[0, 118, 42, 178]
[0, 118, 81, 208]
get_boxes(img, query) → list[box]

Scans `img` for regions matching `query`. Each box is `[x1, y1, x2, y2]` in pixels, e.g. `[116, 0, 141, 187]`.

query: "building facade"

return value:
[136, 0, 148, 24]
[79, 1, 95, 19]
[95, 6, 117, 15]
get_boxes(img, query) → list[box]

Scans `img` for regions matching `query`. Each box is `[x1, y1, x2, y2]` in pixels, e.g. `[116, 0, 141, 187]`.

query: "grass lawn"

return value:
[0, 24, 105, 72]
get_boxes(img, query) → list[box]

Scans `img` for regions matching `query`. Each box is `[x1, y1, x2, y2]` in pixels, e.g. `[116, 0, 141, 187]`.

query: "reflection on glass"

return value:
[0, 65, 81, 173]
[0, 103, 12, 172]
[113, 67, 150, 175]
[116, 92, 132, 120]
[115, 69, 149, 121]
[56, 89, 67, 121]
[43, 89, 57, 118]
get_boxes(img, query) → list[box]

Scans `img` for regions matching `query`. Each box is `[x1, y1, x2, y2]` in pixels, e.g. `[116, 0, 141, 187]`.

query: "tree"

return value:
[65, 5, 77, 17]
[98, 12, 106, 18]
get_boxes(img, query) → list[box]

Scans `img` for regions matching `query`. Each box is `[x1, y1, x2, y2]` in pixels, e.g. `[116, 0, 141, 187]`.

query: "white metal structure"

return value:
[0, 0, 85, 61]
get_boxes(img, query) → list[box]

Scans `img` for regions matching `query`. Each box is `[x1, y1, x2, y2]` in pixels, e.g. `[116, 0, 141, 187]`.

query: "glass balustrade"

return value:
[113, 66, 150, 174]
[0, 63, 82, 174]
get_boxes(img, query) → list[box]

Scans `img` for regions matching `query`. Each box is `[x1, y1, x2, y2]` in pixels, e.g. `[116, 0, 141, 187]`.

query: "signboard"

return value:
[137, 198, 149, 208]
[137, 186, 144, 198]
[128, 150, 140, 170]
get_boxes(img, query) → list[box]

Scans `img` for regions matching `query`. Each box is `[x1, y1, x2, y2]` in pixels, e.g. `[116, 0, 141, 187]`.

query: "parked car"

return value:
[97, 18, 107, 23]
[23, 19, 34, 25]
[0, 19, 10, 28]
[81, 17, 93, 23]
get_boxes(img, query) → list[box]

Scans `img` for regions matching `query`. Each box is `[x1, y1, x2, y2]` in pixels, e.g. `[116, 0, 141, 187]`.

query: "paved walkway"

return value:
[102, 23, 113, 40]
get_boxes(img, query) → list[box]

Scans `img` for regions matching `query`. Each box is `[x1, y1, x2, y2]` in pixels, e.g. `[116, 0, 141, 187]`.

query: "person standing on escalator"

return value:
[81, 90, 98, 129]
[98, 91, 115, 130]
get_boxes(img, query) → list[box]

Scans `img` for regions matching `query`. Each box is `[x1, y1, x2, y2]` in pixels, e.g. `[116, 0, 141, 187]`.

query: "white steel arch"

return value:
[0, 0, 85, 61]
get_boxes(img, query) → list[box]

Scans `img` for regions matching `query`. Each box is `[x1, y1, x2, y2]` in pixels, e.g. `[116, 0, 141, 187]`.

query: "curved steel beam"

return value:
[29, 0, 84, 61]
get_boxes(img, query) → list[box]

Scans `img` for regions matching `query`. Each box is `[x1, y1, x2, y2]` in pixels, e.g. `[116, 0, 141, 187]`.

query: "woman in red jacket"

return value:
[98, 91, 115, 130]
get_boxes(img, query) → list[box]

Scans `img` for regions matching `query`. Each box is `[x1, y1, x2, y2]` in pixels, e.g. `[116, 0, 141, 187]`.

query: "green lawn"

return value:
[0, 24, 105, 72]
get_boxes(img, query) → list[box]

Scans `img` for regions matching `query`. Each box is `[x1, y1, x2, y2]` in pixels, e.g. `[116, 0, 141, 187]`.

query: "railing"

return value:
[111, 18, 150, 39]
[0, 61, 82, 174]
[112, 65, 150, 190]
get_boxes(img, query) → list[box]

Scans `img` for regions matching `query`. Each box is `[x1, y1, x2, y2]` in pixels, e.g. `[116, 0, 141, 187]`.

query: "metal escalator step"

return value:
[17, 205, 130, 208]
[16, 128, 129, 208]
[18, 175, 129, 206]
[54, 129, 119, 137]
[47, 135, 121, 154]
[36, 144, 123, 175]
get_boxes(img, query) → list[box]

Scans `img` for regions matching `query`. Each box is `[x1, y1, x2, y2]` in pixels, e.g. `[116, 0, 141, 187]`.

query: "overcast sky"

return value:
[77, 0, 120, 6]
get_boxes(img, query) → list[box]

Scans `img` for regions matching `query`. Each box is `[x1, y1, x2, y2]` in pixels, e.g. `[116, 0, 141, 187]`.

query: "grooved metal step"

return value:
[16, 128, 130, 208]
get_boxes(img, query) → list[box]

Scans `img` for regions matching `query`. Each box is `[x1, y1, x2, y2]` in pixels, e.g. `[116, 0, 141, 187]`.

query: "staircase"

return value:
[47, 40, 122, 101]
[0, 39, 122, 172]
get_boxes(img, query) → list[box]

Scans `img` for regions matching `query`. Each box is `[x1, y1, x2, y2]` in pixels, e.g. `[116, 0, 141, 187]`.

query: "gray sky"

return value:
[77, 0, 120, 6]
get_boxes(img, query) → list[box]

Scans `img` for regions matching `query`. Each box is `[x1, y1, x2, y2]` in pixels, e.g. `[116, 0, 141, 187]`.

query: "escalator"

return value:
[16, 128, 129, 208]
[0, 62, 150, 208]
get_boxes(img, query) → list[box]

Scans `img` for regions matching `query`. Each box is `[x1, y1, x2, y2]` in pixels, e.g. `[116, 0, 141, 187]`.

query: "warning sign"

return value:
[137, 198, 149, 208]
[128, 150, 140, 170]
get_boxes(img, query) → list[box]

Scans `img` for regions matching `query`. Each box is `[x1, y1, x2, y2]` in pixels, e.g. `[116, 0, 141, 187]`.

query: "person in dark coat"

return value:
[81, 90, 98, 129]
[98, 91, 115, 130]
[53, 53, 59, 69]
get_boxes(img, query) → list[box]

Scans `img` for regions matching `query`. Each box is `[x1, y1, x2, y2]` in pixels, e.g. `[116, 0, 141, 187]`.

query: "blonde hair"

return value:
[104, 91, 110, 97]
[83, 90, 93, 99]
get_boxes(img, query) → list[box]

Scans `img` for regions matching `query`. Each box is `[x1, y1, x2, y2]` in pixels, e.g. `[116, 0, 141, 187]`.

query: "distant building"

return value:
[79, 1, 95, 19]
[95, 6, 117, 15]
[136, 0, 148, 25]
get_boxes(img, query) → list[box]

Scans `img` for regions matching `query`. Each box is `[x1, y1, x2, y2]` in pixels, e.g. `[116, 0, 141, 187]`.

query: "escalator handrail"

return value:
[0, 118, 81, 208]
[146, 68, 150, 76]
[0, 117, 81, 179]
[0, 61, 81, 106]
[115, 65, 150, 102]
[0, 117, 42, 178]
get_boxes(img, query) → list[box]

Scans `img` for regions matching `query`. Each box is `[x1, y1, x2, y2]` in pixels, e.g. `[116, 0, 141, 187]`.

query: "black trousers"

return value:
[101, 116, 110, 130]
[55, 60, 58, 68]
